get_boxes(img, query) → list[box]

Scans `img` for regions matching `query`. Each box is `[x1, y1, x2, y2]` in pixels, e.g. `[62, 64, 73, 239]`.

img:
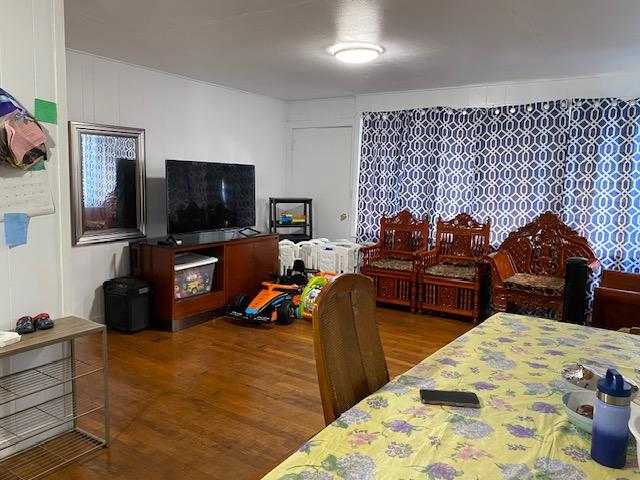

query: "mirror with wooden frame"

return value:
[69, 122, 146, 245]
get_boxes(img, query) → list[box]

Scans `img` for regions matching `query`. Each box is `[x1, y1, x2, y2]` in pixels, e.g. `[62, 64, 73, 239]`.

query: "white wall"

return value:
[354, 72, 640, 112]
[66, 50, 287, 320]
[0, 0, 71, 456]
[285, 72, 640, 239]
[285, 98, 360, 240]
[0, 0, 70, 331]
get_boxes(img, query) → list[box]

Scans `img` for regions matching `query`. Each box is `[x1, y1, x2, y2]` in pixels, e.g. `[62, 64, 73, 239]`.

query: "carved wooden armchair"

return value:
[416, 213, 491, 323]
[360, 210, 429, 311]
[485, 211, 599, 321]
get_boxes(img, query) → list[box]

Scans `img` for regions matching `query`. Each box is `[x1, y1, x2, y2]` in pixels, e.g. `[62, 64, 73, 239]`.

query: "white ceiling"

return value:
[64, 0, 640, 101]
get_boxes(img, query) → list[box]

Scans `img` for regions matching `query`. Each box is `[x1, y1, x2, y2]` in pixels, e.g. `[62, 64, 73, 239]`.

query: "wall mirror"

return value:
[69, 122, 146, 245]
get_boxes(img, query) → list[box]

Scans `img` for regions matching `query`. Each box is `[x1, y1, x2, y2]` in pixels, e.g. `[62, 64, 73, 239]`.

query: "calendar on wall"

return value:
[0, 168, 55, 219]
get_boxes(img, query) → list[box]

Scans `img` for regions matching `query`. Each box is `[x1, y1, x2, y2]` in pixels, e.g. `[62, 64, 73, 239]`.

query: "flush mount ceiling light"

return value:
[327, 42, 384, 64]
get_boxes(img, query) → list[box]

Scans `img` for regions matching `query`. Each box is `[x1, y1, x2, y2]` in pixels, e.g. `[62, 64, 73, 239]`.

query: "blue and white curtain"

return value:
[357, 98, 640, 273]
[81, 134, 137, 207]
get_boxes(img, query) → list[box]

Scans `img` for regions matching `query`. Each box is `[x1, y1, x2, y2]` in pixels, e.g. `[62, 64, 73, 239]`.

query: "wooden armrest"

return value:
[360, 244, 381, 265]
[600, 269, 640, 292]
[416, 248, 438, 269]
[485, 251, 516, 285]
[595, 287, 640, 305]
[416, 248, 438, 257]
[360, 243, 380, 254]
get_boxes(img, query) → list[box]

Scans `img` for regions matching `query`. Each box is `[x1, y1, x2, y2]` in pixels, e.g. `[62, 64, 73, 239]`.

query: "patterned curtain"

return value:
[358, 109, 477, 244]
[81, 134, 137, 207]
[358, 112, 405, 222]
[357, 98, 640, 273]
[562, 99, 640, 272]
[472, 101, 568, 242]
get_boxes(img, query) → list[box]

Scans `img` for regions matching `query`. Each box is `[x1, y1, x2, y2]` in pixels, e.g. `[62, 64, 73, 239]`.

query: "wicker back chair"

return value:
[416, 213, 491, 323]
[360, 210, 429, 311]
[313, 274, 389, 425]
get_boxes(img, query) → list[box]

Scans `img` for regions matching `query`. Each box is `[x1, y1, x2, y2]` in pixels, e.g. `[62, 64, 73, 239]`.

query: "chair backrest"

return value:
[313, 274, 389, 425]
[497, 211, 597, 277]
[379, 210, 429, 259]
[435, 213, 490, 264]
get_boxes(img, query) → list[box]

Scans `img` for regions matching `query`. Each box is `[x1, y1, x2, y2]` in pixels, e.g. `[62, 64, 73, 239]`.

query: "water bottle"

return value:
[591, 368, 632, 468]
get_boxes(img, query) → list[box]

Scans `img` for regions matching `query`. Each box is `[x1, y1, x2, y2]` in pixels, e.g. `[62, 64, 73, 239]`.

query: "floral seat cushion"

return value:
[423, 263, 476, 282]
[504, 273, 565, 295]
[369, 258, 414, 272]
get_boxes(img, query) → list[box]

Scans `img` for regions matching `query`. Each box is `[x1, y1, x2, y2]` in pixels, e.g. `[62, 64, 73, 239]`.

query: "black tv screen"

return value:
[166, 160, 255, 234]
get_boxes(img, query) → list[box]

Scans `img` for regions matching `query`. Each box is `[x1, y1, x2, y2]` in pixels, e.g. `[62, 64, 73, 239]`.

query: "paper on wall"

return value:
[34, 98, 57, 124]
[4, 213, 29, 247]
[0, 168, 54, 219]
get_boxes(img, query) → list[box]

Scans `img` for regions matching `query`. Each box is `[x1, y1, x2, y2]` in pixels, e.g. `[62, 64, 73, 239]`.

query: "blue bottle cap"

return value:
[597, 368, 632, 397]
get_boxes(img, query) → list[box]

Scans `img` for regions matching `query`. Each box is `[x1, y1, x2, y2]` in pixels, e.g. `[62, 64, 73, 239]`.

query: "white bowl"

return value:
[630, 407, 640, 470]
[562, 391, 596, 433]
[563, 393, 640, 436]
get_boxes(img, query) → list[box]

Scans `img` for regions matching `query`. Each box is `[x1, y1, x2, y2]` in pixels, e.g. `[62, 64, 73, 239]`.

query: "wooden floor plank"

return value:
[46, 308, 472, 480]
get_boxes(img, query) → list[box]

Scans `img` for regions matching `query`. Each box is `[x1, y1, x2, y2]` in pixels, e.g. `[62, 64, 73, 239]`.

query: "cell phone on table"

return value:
[420, 389, 481, 408]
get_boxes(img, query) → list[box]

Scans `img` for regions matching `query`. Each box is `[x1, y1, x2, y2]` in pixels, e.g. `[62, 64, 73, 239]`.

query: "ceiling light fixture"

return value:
[327, 42, 384, 64]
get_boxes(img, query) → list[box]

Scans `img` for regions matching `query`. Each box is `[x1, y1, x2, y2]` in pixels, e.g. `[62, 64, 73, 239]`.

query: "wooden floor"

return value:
[49, 308, 472, 480]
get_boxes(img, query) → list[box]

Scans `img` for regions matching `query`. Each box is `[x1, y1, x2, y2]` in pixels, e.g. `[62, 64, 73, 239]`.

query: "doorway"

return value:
[288, 126, 354, 240]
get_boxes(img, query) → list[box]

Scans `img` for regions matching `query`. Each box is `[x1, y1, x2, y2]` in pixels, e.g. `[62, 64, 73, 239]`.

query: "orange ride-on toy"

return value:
[228, 281, 302, 325]
[227, 260, 316, 325]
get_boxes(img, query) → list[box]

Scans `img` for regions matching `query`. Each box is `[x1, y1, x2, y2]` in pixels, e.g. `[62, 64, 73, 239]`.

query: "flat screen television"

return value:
[166, 160, 255, 234]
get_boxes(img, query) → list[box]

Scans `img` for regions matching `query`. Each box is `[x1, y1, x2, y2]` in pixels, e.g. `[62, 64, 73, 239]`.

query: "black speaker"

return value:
[103, 277, 151, 332]
[563, 257, 589, 324]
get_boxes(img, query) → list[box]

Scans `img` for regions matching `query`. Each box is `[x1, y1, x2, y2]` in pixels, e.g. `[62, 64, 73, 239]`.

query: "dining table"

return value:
[263, 312, 640, 479]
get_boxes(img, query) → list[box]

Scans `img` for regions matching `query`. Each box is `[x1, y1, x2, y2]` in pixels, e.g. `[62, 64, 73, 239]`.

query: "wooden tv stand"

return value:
[130, 232, 278, 331]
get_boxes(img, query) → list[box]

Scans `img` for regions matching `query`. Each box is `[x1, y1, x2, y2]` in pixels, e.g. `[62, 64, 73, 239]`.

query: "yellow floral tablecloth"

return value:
[263, 313, 640, 480]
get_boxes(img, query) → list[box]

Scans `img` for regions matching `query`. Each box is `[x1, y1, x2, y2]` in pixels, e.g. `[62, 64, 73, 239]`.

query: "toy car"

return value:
[227, 260, 315, 325]
[186, 277, 205, 296]
[228, 281, 301, 325]
[228, 259, 341, 325]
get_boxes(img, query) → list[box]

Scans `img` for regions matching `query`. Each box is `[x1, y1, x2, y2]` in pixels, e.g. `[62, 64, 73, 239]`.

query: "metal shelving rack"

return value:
[269, 197, 313, 242]
[0, 316, 108, 480]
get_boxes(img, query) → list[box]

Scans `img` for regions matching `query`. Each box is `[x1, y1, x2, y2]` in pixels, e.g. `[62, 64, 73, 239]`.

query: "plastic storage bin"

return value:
[174, 253, 218, 299]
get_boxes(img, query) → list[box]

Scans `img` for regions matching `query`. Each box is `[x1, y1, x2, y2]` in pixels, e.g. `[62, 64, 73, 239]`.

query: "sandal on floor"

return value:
[16, 316, 35, 334]
[34, 313, 53, 330]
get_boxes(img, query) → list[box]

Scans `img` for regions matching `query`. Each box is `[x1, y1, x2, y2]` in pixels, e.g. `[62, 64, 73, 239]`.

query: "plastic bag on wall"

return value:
[0, 88, 47, 170]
